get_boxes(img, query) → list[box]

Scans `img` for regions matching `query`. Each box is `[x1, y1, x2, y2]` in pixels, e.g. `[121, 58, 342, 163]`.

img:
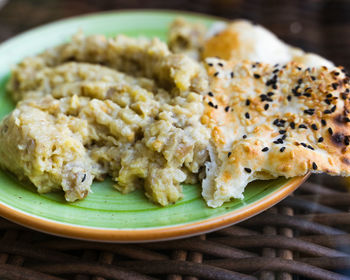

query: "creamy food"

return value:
[0, 33, 210, 205]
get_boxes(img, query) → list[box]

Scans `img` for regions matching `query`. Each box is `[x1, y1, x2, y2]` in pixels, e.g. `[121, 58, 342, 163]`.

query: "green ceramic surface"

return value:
[0, 11, 293, 232]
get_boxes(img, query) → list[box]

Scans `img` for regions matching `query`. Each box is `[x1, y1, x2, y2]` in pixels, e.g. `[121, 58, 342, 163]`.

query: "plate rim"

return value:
[0, 10, 309, 242]
[0, 9, 225, 52]
[0, 175, 307, 242]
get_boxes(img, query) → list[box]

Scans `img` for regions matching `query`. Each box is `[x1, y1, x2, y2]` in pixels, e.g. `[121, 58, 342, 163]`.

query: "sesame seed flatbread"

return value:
[202, 58, 350, 207]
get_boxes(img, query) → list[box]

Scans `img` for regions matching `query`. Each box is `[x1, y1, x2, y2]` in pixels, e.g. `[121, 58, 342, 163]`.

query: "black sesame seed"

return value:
[299, 124, 307, 129]
[274, 63, 279, 67]
[224, 106, 230, 112]
[307, 145, 315, 150]
[292, 87, 301, 96]
[303, 93, 311, 97]
[246, 99, 251, 106]
[301, 142, 307, 147]
[328, 127, 333, 135]
[287, 95, 292, 101]
[260, 94, 268, 101]
[245, 112, 250, 119]
[243, 135, 247, 139]
[272, 84, 278, 90]
[324, 109, 332, 114]
[81, 174, 86, 183]
[321, 119, 327, 126]
[273, 140, 280, 144]
[214, 105, 218, 109]
[304, 109, 315, 115]
[311, 124, 318, 130]
[312, 162, 318, 170]
[254, 73, 261, 79]
[334, 72, 340, 76]
[267, 92, 274, 96]
[208, 101, 215, 107]
[277, 138, 284, 144]
[332, 83, 339, 90]
[331, 105, 337, 112]
[208, 91, 214, 97]
[227, 152, 232, 157]
[281, 134, 287, 140]
[345, 117, 350, 123]
[279, 130, 286, 134]
[208, 63, 213, 67]
[262, 147, 269, 152]
[280, 147, 286, 152]
[318, 137, 324, 143]
[324, 99, 331, 105]
[341, 92, 348, 100]
[230, 72, 234, 78]
[214, 72, 219, 77]
[244, 168, 252, 173]
[345, 136, 350, 146]
[273, 69, 279, 74]
[218, 62, 224, 67]
[266, 78, 276, 86]
[297, 67, 302, 71]
[311, 76, 316, 81]
[326, 93, 333, 98]
[273, 119, 286, 127]
[297, 78, 303, 84]
[264, 104, 269, 110]
[290, 122, 295, 129]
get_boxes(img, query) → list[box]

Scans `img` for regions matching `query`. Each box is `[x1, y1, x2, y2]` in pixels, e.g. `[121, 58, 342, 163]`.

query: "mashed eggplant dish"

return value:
[0, 20, 349, 208]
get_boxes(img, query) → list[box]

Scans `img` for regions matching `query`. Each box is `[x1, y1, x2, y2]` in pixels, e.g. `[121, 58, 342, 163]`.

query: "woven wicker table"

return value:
[0, 0, 350, 279]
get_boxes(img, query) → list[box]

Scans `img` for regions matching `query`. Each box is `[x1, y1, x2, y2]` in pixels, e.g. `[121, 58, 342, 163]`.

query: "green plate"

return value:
[0, 10, 306, 242]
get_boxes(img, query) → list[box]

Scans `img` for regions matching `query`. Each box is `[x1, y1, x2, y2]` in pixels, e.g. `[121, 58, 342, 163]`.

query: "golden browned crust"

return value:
[202, 58, 350, 207]
[198, 20, 333, 67]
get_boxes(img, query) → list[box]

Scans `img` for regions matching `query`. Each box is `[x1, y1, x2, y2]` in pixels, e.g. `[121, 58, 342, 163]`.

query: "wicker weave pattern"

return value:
[0, 0, 350, 279]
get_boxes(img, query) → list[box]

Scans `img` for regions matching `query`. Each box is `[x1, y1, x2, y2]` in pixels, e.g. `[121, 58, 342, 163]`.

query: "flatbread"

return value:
[168, 18, 333, 68]
[202, 58, 350, 207]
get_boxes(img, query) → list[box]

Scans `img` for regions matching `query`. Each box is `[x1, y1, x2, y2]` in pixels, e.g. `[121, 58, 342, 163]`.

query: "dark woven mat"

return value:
[0, 0, 350, 279]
